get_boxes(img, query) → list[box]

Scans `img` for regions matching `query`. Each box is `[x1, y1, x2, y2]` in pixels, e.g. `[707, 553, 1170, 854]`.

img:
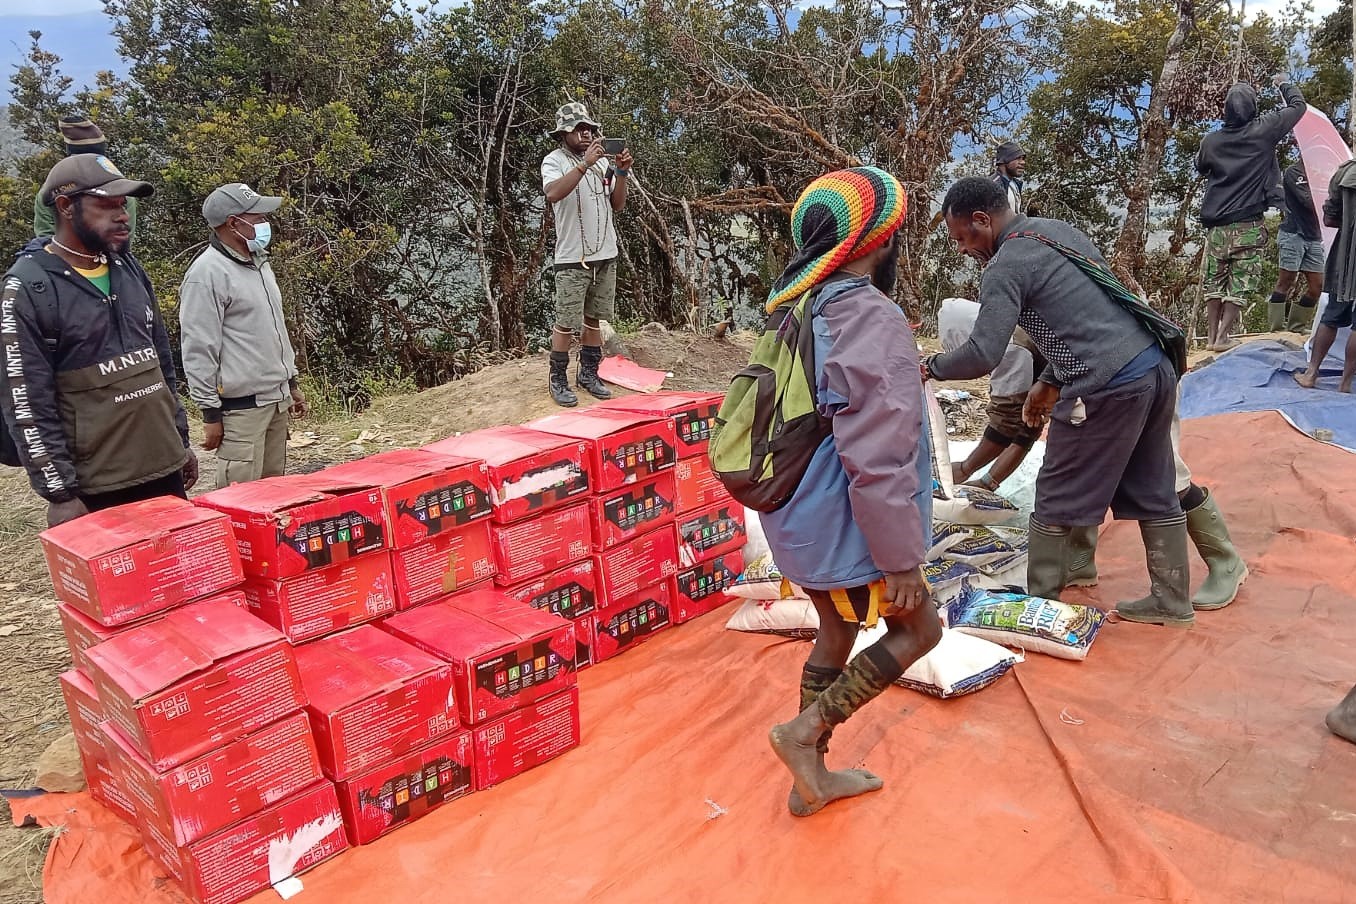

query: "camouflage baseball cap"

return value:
[40, 154, 153, 206]
[550, 102, 601, 138]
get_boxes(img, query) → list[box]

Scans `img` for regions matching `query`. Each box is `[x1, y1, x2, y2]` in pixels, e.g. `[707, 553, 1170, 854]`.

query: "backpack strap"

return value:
[6, 256, 60, 349]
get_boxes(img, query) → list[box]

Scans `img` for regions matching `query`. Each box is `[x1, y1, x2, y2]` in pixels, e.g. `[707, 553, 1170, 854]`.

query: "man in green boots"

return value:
[1268, 157, 1324, 334]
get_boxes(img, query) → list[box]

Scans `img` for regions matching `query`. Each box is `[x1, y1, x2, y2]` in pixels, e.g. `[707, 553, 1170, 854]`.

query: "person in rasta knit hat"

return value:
[762, 167, 941, 817]
[33, 115, 140, 244]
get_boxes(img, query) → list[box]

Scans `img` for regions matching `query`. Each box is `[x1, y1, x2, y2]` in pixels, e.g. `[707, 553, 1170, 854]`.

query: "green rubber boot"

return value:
[1267, 301, 1287, 332]
[1027, 517, 1070, 600]
[1185, 488, 1247, 610]
[1115, 515, 1194, 627]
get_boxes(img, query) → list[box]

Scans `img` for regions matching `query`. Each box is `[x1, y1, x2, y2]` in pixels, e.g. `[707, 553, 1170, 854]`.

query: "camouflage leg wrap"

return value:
[817, 643, 905, 728]
[800, 664, 841, 754]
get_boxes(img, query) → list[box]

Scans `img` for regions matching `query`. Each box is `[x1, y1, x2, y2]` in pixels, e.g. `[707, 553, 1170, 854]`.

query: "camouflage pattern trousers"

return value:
[1204, 219, 1268, 306]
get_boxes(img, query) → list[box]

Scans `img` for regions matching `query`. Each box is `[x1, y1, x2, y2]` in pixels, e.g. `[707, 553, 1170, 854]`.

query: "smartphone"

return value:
[603, 137, 626, 155]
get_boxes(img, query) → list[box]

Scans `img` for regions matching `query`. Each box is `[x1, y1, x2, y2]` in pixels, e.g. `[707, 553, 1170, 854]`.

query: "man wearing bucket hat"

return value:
[33, 115, 140, 245]
[1, 155, 197, 525]
[541, 101, 634, 406]
[180, 183, 305, 488]
[758, 167, 941, 817]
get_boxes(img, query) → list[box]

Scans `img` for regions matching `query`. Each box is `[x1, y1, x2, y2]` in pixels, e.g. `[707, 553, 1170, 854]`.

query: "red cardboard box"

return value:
[294, 625, 459, 780]
[572, 615, 595, 670]
[40, 496, 244, 627]
[595, 391, 722, 459]
[489, 502, 592, 584]
[319, 449, 492, 548]
[425, 426, 591, 523]
[473, 687, 580, 790]
[501, 559, 598, 620]
[336, 731, 474, 845]
[102, 712, 322, 846]
[391, 522, 496, 609]
[242, 553, 397, 643]
[674, 550, 745, 623]
[58, 592, 247, 674]
[381, 591, 576, 725]
[673, 454, 732, 514]
[527, 409, 677, 491]
[677, 501, 748, 566]
[594, 526, 680, 606]
[593, 582, 674, 662]
[89, 751, 138, 823]
[57, 669, 136, 822]
[194, 476, 387, 579]
[85, 597, 306, 770]
[142, 780, 347, 904]
[590, 471, 676, 550]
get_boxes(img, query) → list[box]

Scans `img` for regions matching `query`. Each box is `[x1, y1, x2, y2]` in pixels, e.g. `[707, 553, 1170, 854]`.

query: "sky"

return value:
[0, 0, 1346, 106]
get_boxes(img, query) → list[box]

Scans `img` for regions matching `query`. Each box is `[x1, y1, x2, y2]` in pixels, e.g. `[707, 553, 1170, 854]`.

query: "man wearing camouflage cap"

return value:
[541, 101, 635, 406]
[2, 155, 197, 525]
[180, 183, 306, 488]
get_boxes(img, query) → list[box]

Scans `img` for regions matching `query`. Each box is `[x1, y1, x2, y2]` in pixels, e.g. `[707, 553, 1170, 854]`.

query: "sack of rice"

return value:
[947, 584, 1105, 661]
[851, 622, 1020, 698]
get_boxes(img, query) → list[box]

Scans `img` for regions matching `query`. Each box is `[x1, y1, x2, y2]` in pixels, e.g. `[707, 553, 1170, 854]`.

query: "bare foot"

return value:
[1293, 371, 1318, 389]
[1326, 685, 1356, 744]
[787, 768, 884, 817]
[1340, 380, 1352, 394]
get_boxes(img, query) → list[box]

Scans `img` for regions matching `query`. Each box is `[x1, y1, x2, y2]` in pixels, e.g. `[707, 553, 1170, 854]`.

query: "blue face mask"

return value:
[233, 218, 272, 253]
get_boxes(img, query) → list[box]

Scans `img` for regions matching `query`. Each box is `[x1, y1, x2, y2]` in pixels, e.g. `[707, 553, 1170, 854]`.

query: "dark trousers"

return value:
[80, 470, 187, 512]
[1034, 356, 1181, 526]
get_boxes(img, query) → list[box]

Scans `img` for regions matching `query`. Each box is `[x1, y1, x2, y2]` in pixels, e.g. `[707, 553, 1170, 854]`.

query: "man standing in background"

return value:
[992, 141, 1027, 215]
[1268, 156, 1324, 334]
[1196, 75, 1305, 350]
[180, 183, 306, 487]
[33, 115, 139, 245]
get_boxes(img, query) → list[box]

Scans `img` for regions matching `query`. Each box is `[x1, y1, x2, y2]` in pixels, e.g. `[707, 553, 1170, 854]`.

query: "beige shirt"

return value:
[542, 149, 618, 265]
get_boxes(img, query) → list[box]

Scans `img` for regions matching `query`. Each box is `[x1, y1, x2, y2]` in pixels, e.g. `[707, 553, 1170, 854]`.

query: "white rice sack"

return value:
[948, 439, 1045, 527]
[942, 525, 1026, 566]
[724, 597, 818, 638]
[925, 382, 956, 501]
[729, 551, 804, 600]
[947, 584, 1106, 661]
[927, 521, 972, 560]
[924, 557, 979, 612]
[972, 552, 1027, 591]
[851, 622, 1020, 699]
[932, 485, 1019, 525]
[742, 507, 771, 564]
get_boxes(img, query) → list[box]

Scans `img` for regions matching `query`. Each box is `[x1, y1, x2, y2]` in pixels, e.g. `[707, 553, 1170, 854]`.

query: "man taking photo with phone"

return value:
[541, 102, 634, 406]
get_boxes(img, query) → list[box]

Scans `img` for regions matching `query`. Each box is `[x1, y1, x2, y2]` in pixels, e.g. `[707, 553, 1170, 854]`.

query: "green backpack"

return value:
[709, 290, 832, 512]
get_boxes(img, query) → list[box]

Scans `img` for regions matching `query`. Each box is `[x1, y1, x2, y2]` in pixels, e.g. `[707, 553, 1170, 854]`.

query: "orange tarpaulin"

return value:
[11, 410, 1356, 903]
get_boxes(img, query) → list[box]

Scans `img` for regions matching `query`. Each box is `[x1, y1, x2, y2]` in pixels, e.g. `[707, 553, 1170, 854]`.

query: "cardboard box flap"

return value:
[323, 449, 481, 485]
[195, 476, 332, 514]
[85, 595, 281, 701]
[382, 601, 518, 660]
[40, 496, 227, 559]
[425, 426, 581, 465]
[294, 626, 447, 712]
[450, 588, 570, 639]
[528, 409, 662, 439]
[595, 391, 722, 415]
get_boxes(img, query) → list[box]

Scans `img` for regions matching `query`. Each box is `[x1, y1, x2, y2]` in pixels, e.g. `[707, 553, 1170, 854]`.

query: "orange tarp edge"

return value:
[12, 410, 1356, 903]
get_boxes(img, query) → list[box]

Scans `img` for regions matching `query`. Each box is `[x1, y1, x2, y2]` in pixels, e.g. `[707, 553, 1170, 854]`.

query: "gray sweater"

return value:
[179, 238, 298, 420]
[930, 216, 1154, 397]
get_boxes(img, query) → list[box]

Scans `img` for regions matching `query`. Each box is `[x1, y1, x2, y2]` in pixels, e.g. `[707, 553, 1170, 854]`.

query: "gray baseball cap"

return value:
[40, 154, 153, 206]
[202, 183, 283, 227]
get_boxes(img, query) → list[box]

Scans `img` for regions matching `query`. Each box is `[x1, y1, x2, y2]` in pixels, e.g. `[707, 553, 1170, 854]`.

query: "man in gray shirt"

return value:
[923, 177, 1191, 626]
[180, 183, 306, 488]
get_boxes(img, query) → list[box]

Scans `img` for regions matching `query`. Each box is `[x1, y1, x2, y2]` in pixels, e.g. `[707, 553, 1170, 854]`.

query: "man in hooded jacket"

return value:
[1196, 76, 1305, 351]
[1295, 158, 1356, 392]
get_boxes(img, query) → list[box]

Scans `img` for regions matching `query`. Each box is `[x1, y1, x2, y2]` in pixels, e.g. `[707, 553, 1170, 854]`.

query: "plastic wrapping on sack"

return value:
[729, 551, 804, 601]
[941, 525, 1028, 566]
[926, 383, 956, 501]
[947, 584, 1105, 661]
[949, 439, 1045, 527]
[971, 552, 1026, 590]
[932, 485, 1020, 526]
[742, 508, 771, 565]
[724, 597, 819, 638]
[851, 622, 1020, 698]
[924, 558, 978, 614]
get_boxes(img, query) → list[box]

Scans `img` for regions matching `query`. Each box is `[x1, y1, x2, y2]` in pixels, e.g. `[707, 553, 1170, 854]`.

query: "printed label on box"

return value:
[674, 454, 734, 514]
[674, 551, 745, 623]
[243, 554, 396, 643]
[391, 523, 496, 609]
[593, 582, 673, 662]
[502, 560, 597, 620]
[473, 687, 580, 790]
[591, 472, 676, 550]
[489, 503, 592, 584]
[337, 731, 474, 845]
[677, 502, 747, 566]
[595, 526, 679, 604]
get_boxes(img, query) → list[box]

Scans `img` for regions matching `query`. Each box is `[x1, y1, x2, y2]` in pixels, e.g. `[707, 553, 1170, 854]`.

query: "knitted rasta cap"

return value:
[765, 166, 907, 312]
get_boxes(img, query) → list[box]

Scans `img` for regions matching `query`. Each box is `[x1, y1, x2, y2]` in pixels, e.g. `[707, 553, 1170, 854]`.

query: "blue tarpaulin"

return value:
[1179, 339, 1356, 451]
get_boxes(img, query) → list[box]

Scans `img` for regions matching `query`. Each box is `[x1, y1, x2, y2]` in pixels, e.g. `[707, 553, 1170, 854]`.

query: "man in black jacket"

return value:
[1295, 158, 1356, 392]
[1196, 76, 1305, 351]
[1, 155, 199, 526]
[1268, 157, 1324, 333]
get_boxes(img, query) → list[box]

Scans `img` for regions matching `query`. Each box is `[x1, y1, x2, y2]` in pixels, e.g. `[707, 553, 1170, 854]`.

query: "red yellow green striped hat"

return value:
[766, 166, 907, 312]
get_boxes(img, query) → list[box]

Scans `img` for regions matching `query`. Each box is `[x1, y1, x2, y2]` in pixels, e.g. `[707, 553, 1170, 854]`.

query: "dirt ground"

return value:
[0, 325, 1303, 902]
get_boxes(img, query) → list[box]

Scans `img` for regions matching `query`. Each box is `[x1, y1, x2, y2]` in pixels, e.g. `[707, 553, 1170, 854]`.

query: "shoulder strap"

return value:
[6, 256, 59, 346]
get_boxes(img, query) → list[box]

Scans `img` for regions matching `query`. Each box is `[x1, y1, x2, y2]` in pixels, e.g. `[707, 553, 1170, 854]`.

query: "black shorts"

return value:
[1033, 356, 1181, 526]
[1321, 297, 1355, 329]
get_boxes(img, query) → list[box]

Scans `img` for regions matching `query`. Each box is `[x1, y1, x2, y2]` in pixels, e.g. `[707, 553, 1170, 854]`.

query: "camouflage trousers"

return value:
[1204, 219, 1268, 306]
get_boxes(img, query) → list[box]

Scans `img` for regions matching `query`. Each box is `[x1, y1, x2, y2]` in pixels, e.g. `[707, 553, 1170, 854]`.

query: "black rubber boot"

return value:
[1115, 515, 1194, 627]
[1027, 517, 1070, 600]
[549, 351, 578, 407]
[576, 345, 612, 400]
[1065, 525, 1100, 587]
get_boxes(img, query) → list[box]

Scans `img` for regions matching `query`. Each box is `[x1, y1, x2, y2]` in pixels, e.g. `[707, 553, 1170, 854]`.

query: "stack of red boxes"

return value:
[596, 392, 747, 624]
[526, 408, 683, 662]
[42, 498, 349, 904]
[425, 426, 597, 667]
[381, 588, 581, 789]
[195, 476, 397, 642]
